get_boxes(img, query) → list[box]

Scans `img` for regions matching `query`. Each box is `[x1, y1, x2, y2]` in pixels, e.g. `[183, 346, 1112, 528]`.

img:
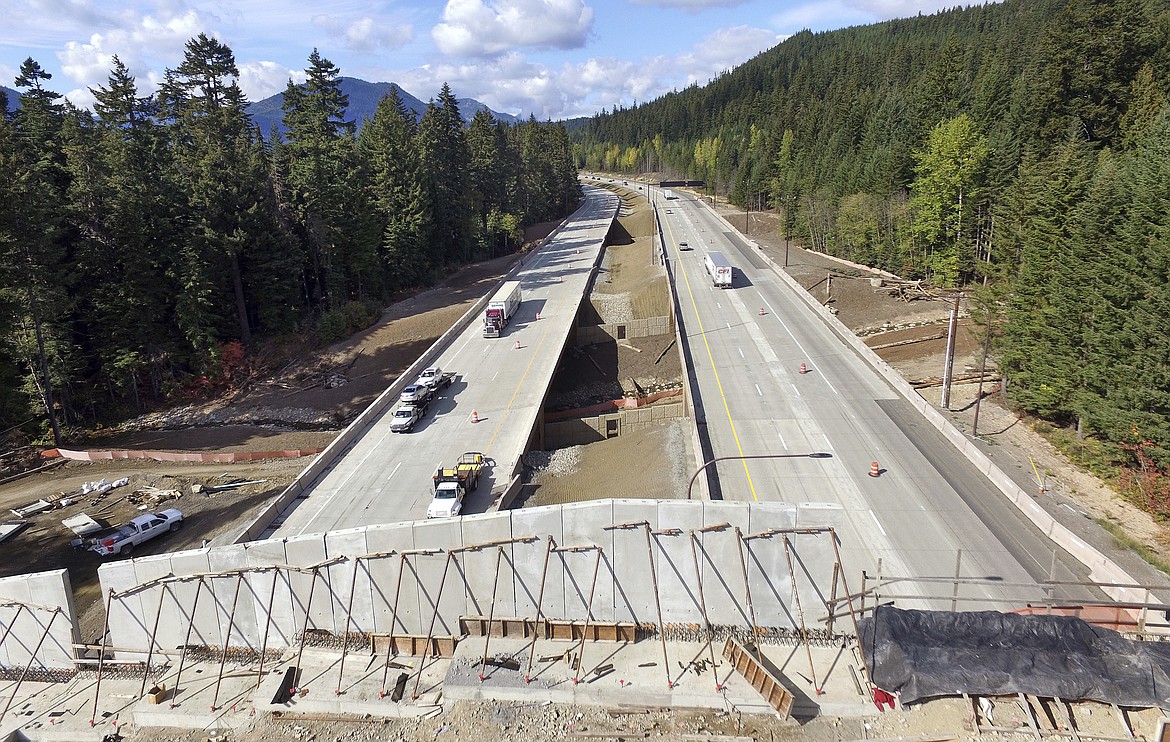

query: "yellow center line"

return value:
[664, 208, 760, 501]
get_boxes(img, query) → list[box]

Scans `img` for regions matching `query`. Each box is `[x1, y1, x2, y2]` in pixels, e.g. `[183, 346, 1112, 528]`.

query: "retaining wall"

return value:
[544, 401, 686, 448]
[0, 569, 78, 670]
[576, 316, 673, 345]
[98, 500, 844, 655]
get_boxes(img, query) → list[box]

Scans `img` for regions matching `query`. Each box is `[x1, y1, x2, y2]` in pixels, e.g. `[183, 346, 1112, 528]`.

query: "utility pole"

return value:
[972, 307, 993, 436]
[940, 294, 961, 409]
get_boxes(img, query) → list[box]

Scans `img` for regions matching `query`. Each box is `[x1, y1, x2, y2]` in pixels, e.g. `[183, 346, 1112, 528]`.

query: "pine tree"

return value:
[416, 84, 472, 265]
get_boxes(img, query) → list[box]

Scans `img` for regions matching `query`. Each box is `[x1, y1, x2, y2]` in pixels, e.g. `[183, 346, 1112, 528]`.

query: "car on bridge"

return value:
[679, 241, 692, 251]
[399, 384, 431, 404]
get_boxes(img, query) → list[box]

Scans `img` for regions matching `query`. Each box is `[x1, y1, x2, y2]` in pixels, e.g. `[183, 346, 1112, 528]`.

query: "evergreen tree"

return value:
[416, 84, 472, 265]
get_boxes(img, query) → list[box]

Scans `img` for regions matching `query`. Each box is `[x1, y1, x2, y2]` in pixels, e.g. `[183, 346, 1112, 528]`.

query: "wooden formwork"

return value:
[545, 620, 637, 642]
[722, 637, 795, 719]
[371, 634, 460, 658]
[460, 616, 539, 638]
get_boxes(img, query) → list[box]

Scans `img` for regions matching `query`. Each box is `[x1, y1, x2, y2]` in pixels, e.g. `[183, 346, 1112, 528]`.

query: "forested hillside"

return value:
[0, 36, 579, 442]
[577, 0, 1170, 503]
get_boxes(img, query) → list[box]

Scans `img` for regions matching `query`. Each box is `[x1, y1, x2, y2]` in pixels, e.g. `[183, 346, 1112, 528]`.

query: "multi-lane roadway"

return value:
[269, 188, 620, 537]
[653, 186, 1096, 608]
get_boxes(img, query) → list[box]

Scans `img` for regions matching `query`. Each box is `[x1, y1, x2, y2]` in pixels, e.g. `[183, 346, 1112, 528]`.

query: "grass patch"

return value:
[1095, 518, 1170, 577]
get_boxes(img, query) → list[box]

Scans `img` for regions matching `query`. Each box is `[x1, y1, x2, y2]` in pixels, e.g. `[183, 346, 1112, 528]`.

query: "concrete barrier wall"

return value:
[702, 206, 1152, 604]
[99, 500, 846, 654]
[544, 402, 686, 448]
[0, 569, 78, 669]
[52, 447, 323, 464]
[576, 316, 673, 345]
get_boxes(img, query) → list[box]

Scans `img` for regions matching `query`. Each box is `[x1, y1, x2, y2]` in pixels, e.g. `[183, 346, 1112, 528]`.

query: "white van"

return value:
[704, 251, 733, 288]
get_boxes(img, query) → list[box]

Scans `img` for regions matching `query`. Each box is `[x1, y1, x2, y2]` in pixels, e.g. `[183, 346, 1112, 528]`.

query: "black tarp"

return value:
[858, 606, 1170, 707]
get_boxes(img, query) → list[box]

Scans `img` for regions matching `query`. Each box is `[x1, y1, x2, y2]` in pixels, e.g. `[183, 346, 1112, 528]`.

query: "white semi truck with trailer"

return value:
[483, 281, 522, 338]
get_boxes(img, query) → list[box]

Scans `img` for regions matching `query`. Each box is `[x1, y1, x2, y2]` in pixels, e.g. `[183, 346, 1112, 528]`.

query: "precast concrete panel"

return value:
[127, 555, 186, 654]
[0, 570, 75, 668]
[411, 519, 465, 637]
[743, 504, 800, 630]
[242, 539, 296, 650]
[99, 559, 152, 654]
[206, 544, 258, 649]
[697, 502, 753, 627]
[167, 550, 219, 649]
[652, 501, 707, 625]
[324, 529, 374, 635]
[506, 507, 564, 618]
[361, 523, 414, 636]
[610, 500, 658, 624]
[794, 503, 852, 623]
[282, 534, 334, 636]
[24, 569, 79, 667]
[559, 501, 616, 621]
[458, 512, 516, 619]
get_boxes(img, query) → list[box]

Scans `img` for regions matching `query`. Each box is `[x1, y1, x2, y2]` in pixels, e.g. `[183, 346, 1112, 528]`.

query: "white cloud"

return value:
[237, 60, 302, 102]
[54, 10, 208, 106]
[312, 14, 413, 52]
[676, 25, 781, 83]
[432, 0, 594, 57]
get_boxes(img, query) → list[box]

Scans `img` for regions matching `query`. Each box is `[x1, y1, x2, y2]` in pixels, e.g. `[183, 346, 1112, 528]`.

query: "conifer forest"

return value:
[576, 0, 1170, 508]
[0, 37, 579, 441]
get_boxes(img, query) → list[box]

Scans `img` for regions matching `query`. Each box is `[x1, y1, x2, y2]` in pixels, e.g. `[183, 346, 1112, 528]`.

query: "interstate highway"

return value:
[654, 188, 1096, 607]
[270, 187, 620, 537]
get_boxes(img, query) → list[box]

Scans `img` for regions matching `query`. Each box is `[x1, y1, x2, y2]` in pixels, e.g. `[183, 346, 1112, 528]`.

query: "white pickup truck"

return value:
[90, 509, 183, 556]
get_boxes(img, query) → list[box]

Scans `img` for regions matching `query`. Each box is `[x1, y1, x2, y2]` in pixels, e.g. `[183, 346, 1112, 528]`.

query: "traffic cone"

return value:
[536, 312, 541, 321]
[868, 461, 881, 478]
[799, 362, 807, 375]
[515, 339, 521, 350]
[759, 307, 765, 316]
[472, 410, 479, 423]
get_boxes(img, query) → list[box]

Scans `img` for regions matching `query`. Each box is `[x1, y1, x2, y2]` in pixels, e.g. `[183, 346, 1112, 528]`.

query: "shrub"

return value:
[319, 301, 382, 343]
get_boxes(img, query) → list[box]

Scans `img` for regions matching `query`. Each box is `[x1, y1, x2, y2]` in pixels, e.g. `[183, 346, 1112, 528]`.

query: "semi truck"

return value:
[664, 189, 675, 200]
[483, 281, 522, 337]
[428, 452, 487, 518]
[704, 251, 734, 288]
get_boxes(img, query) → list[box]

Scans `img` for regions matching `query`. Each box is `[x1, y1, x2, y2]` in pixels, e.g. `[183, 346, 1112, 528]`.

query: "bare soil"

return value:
[6, 189, 1170, 741]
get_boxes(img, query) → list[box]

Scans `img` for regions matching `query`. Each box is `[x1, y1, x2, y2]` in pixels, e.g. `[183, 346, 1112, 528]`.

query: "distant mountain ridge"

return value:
[246, 77, 521, 137]
[2, 85, 18, 112]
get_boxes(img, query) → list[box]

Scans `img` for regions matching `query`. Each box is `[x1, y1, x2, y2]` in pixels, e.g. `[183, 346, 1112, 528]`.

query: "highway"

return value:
[269, 187, 620, 537]
[654, 187, 1097, 609]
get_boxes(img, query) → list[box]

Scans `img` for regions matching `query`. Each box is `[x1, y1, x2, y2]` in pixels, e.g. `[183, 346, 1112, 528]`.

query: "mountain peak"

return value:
[246, 78, 520, 137]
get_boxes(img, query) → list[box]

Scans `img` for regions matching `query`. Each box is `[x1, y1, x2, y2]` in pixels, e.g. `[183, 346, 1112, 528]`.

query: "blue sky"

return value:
[1, 0, 981, 120]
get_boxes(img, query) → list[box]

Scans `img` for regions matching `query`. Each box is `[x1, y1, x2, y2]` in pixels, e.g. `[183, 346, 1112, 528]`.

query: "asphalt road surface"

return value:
[270, 188, 620, 537]
[654, 186, 1097, 610]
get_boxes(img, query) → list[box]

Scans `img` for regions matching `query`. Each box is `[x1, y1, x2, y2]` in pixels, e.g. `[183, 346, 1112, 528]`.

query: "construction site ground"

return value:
[2, 195, 1170, 740]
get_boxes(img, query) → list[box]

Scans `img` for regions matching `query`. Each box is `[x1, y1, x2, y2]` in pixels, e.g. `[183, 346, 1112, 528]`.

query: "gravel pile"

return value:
[523, 446, 582, 477]
[118, 403, 339, 431]
[589, 293, 634, 323]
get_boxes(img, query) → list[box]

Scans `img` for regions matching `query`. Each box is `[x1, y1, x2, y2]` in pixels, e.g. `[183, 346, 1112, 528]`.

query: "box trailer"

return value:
[704, 251, 733, 288]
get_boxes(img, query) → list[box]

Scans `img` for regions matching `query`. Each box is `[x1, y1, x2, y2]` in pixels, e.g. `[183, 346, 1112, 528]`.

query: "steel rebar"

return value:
[572, 548, 603, 683]
[169, 576, 205, 709]
[89, 589, 116, 725]
[733, 527, 763, 665]
[254, 567, 281, 691]
[478, 547, 505, 681]
[412, 551, 455, 700]
[292, 567, 321, 692]
[0, 609, 58, 727]
[336, 556, 365, 696]
[782, 534, 820, 693]
[688, 531, 722, 690]
[524, 536, 555, 682]
[138, 584, 170, 699]
[211, 573, 245, 711]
